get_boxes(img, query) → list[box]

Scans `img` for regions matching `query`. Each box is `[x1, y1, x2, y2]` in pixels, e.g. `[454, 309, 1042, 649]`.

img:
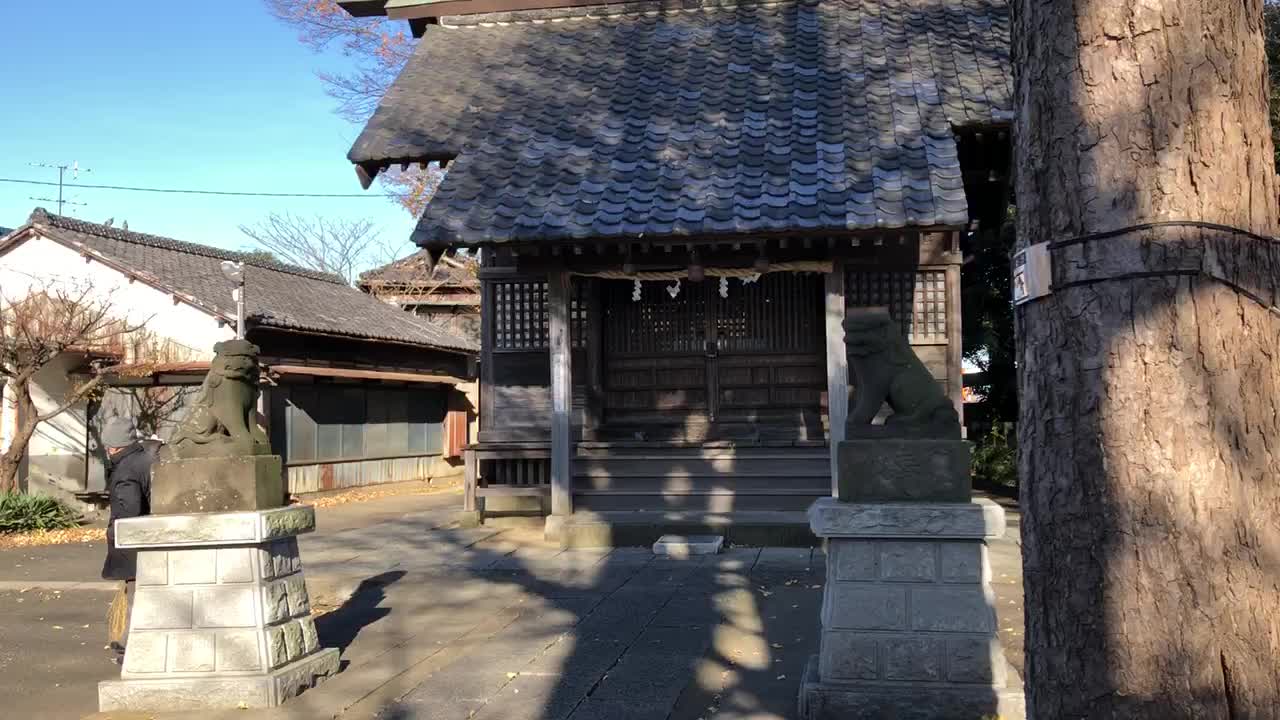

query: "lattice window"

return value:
[491, 280, 586, 351]
[846, 269, 948, 343]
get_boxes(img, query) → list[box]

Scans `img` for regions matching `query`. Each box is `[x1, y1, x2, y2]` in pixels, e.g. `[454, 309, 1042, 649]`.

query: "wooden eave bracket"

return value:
[355, 162, 382, 190]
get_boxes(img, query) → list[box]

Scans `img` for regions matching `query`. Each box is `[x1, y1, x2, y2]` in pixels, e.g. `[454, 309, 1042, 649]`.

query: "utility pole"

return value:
[28, 161, 90, 215]
[220, 261, 246, 339]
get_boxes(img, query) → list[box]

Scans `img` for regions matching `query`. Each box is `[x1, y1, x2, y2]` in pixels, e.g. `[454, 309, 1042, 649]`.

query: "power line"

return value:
[0, 177, 394, 199]
[26, 162, 91, 214]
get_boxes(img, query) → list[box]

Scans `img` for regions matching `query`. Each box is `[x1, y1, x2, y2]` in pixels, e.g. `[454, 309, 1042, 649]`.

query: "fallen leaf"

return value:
[298, 481, 456, 510]
[0, 527, 106, 549]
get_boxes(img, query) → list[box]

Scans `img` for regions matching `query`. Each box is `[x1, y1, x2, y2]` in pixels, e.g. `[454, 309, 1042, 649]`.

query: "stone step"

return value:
[652, 534, 725, 558]
[550, 509, 817, 549]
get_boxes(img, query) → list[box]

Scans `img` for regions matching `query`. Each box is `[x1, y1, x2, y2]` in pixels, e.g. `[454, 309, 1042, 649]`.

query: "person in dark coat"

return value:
[99, 417, 155, 660]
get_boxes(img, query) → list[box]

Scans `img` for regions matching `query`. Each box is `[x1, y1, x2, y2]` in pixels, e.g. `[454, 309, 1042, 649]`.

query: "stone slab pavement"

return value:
[0, 490, 467, 720]
[0, 488, 1026, 720]
[1, 588, 121, 720]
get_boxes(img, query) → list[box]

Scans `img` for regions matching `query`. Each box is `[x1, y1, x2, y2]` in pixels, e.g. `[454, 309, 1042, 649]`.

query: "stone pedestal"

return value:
[150, 455, 284, 514]
[98, 505, 339, 712]
[837, 439, 971, 502]
[799, 498, 1025, 720]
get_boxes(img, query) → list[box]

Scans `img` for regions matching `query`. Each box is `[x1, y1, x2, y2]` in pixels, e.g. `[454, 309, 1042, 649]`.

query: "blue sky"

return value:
[0, 1, 416, 262]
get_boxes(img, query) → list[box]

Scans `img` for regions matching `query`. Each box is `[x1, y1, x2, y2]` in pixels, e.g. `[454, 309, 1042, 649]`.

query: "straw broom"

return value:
[107, 581, 128, 645]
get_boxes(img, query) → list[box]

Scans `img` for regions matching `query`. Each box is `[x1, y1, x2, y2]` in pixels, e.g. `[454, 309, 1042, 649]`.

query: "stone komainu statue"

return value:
[844, 307, 960, 438]
[165, 339, 271, 459]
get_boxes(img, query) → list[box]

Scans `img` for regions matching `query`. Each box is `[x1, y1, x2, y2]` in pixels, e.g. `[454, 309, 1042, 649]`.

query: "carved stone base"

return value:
[798, 656, 1026, 720]
[99, 506, 336, 712]
[151, 455, 284, 514]
[800, 498, 1024, 720]
[98, 649, 339, 711]
[836, 439, 971, 502]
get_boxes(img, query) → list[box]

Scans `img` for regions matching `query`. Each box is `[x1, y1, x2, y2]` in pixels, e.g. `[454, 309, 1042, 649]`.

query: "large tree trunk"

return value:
[0, 381, 37, 493]
[1014, 1, 1280, 717]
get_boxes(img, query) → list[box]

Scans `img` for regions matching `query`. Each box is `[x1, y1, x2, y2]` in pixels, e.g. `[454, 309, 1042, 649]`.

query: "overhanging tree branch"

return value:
[238, 212, 381, 285]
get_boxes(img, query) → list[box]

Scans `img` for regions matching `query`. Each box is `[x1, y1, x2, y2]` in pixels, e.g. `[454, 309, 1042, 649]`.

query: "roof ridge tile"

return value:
[28, 208, 346, 285]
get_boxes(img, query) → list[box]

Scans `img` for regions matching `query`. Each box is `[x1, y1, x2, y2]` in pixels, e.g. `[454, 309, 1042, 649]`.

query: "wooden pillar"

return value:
[479, 277, 496, 435]
[945, 234, 964, 429]
[824, 260, 848, 497]
[548, 270, 574, 516]
[463, 448, 478, 512]
[583, 278, 603, 441]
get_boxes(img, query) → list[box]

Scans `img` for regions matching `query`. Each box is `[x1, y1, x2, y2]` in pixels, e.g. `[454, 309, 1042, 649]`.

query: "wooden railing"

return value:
[463, 442, 551, 515]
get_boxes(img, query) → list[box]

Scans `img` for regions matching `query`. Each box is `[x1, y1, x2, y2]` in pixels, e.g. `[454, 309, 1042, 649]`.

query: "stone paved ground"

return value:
[0, 489, 1024, 720]
[1, 588, 119, 719]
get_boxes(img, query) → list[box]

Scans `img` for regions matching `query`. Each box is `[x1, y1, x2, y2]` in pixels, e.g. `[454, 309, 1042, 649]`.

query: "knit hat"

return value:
[101, 417, 137, 449]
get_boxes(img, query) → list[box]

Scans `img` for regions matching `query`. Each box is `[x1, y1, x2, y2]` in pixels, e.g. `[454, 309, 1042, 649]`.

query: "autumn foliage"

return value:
[267, 0, 444, 216]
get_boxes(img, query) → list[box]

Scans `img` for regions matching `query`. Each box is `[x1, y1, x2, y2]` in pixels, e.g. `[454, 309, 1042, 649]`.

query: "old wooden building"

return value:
[0, 210, 476, 506]
[341, 0, 1012, 542]
[358, 250, 481, 346]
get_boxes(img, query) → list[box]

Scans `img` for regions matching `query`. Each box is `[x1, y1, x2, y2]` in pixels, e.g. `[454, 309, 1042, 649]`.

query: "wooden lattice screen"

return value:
[846, 269, 948, 343]
[491, 279, 587, 351]
[716, 273, 822, 353]
[602, 274, 822, 356]
[602, 279, 707, 355]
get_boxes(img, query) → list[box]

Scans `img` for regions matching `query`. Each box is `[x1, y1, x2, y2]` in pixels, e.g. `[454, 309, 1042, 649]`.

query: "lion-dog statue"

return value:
[164, 339, 272, 459]
[844, 307, 960, 438]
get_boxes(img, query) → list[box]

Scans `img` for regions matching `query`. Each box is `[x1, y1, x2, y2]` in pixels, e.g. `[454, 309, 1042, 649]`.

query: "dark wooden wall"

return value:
[478, 274, 587, 442]
[599, 274, 826, 436]
[477, 230, 965, 443]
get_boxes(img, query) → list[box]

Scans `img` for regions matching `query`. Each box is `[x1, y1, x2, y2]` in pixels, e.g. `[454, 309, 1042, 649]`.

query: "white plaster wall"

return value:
[24, 355, 89, 489]
[0, 234, 233, 356]
[1, 233, 235, 496]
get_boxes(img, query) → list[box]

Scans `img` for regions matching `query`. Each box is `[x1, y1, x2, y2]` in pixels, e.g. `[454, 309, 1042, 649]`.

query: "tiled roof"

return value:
[350, 0, 1012, 247]
[21, 209, 477, 353]
[358, 250, 480, 291]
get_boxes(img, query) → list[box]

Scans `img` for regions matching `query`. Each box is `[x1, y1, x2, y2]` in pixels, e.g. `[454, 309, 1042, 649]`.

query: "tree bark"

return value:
[1014, 1, 1280, 717]
[0, 380, 38, 493]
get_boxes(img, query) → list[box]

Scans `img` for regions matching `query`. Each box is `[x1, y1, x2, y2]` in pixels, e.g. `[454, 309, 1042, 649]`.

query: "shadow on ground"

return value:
[308, 522, 824, 720]
[315, 571, 407, 659]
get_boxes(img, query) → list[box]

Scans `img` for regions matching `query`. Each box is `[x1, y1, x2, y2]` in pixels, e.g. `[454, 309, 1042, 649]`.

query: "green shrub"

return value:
[972, 423, 1018, 489]
[0, 492, 80, 533]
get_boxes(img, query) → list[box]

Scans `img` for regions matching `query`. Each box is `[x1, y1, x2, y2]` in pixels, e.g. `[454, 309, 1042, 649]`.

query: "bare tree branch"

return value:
[264, 0, 413, 122]
[37, 376, 104, 423]
[0, 283, 150, 491]
[238, 212, 381, 285]
[265, 1, 447, 215]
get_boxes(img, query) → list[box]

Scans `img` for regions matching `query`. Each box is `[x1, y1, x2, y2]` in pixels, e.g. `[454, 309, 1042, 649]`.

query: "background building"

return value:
[0, 209, 477, 508]
[359, 250, 481, 346]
